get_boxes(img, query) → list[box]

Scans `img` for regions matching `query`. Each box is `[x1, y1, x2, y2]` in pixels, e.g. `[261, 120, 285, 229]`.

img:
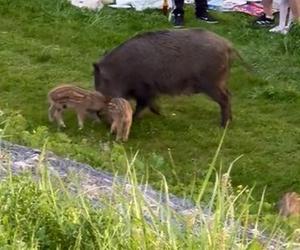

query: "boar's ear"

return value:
[93, 63, 100, 73]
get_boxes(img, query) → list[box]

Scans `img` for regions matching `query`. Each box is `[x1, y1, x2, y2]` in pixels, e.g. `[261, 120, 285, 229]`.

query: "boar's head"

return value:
[93, 63, 104, 91]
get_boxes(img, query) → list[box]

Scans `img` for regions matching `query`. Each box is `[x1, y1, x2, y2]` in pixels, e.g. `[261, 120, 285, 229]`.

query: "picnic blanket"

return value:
[231, 2, 264, 16]
[69, 0, 275, 16]
[208, 0, 265, 16]
[107, 0, 263, 13]
[109, 0, 173, 11]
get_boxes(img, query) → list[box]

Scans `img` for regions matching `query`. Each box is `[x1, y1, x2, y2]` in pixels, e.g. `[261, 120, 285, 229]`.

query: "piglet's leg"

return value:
[116, 125, 123, 141]
[123, 119, 132, 142]
[48, 104, 56, 122]
[87, 110, 102, 123]
[110, 120, 117, 134]
[54, 109, 66, 128]
[77, 111, 86, 130]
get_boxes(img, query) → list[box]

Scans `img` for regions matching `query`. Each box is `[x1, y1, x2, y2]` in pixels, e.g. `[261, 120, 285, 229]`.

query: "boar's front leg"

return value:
[133, 97, 148, 119]
[134, 97, 161, 118]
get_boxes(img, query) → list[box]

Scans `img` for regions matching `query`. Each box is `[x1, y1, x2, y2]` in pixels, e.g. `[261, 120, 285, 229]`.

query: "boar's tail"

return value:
[229, 47, 253, 73]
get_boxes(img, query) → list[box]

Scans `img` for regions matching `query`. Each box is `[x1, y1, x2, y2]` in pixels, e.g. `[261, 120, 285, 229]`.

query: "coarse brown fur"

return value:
[278, 192, 300, 217]
[93, 28, 246, 127]
[48, 84, 107, 129]
[100, 98, 133, 142]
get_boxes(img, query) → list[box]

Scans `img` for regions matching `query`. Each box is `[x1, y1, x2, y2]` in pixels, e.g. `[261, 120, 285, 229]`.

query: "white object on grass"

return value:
[71, 0, 104, 10]
[109, 0, 179, 11]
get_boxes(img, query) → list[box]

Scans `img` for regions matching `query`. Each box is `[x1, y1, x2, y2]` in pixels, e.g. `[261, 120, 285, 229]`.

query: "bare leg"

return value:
[270, 0, 290, 33]
[263, 0, 273, 16]
[289, 0, 300, 22]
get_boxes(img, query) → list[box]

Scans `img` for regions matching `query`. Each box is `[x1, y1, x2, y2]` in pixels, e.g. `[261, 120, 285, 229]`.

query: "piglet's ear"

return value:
[104, 96, 112, 103]
[93, 63, 100, 72]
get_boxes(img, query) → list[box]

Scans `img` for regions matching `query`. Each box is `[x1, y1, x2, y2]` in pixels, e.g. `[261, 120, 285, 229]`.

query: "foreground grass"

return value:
[0, 0, 300, 205]
[0, 143, 291, 249]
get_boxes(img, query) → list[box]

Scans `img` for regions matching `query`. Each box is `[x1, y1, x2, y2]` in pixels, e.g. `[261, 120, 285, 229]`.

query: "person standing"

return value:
[255, 0, 300, 27]
[289, 0, 300, 23]
[254, 0, 275, 26]
[170, 0, 218, 27]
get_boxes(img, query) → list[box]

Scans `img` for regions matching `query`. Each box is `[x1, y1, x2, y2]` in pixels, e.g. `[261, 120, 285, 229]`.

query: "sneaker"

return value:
[196, 12, 218, 24]
[169, 12, 184, 28]
[254, 13, 275, 27]
[269, 25, 289, 35]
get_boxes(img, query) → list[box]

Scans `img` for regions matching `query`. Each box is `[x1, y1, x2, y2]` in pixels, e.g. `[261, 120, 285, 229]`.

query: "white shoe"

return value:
[269, 25, 289, 35]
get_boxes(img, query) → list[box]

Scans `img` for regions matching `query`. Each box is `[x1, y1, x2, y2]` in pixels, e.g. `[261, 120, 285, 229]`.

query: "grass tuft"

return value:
[1, 0, 300, 214]
[0, 139, 291, 249]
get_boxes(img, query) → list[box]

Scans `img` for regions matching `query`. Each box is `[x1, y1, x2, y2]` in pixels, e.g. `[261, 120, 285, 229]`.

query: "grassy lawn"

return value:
[0, 0, 300, 204]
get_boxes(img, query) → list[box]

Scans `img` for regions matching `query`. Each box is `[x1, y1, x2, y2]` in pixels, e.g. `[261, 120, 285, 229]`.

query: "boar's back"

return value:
[95, 29, 233, 97]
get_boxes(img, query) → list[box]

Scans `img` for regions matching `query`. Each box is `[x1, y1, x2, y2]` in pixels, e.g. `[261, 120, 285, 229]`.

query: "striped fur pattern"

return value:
[106, 98, 133, 142]
[278, 192, 300, 217]
[48, 84, 107, 129]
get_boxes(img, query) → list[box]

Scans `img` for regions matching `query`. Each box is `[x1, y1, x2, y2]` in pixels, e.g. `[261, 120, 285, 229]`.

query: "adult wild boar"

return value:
[93, 28, 240, 127]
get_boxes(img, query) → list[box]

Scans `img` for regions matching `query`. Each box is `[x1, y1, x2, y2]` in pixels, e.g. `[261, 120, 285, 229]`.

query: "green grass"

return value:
[0, 143, 290, 249]
[1, 0, 300, 205]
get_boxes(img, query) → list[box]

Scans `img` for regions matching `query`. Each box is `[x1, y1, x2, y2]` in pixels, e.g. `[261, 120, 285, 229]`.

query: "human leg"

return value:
[254, 0, 275, 26]
[195, 0, 218, 23]
[170, 0, 185, 27]
[289, 0, 300, 22]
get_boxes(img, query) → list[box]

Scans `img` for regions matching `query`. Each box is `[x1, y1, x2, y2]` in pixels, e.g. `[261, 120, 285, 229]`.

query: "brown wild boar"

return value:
[100, 98, 133, 142]
[93, 28, 243, 127]
[48, 84, 107, 129]
[278, 192, 300, 217]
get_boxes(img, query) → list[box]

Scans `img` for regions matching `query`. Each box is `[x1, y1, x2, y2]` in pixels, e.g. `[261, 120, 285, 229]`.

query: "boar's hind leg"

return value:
[207, 87, 232, 127]
[149, 100, 161, 116]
